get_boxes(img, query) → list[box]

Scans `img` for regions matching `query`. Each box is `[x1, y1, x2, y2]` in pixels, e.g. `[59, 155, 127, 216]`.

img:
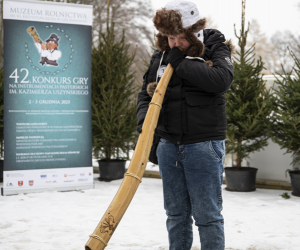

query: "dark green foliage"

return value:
[225, 0, 272, 168]
[280, 192, 290, 199]
[91, 22, 138, 161]
[269, 47, 300, 167]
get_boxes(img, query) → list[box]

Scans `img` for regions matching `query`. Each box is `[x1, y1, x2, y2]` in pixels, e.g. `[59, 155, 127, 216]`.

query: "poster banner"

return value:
[2, 0, 93, 195]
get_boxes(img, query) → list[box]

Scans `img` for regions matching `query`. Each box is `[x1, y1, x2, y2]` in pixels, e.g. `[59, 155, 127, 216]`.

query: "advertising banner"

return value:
[2, 0, 93, 195]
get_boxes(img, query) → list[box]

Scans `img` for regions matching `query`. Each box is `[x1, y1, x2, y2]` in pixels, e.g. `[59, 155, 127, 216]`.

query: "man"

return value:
[34, 33, 62, 66]
[136, 0, 234, 249]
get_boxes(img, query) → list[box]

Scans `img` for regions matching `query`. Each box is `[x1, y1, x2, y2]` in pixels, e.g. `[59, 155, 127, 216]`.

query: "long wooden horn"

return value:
[85, 61, 175, 250]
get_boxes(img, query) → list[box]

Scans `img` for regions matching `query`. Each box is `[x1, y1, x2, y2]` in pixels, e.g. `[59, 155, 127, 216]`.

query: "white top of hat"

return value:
[164, 0, 201, 28]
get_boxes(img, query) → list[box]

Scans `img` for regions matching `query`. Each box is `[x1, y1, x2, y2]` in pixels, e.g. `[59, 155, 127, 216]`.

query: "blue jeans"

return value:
[157, 138, 225, 250]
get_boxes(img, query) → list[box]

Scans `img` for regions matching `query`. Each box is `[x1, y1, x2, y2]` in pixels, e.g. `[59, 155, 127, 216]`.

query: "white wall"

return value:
[247, 139, 293, 182]
[224, 139, 293, 182]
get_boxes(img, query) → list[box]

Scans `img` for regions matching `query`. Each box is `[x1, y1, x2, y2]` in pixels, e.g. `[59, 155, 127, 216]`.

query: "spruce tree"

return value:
[268, 47, 300, 169]
[91, 3, 138, 161]
[225, 0, 272, 168]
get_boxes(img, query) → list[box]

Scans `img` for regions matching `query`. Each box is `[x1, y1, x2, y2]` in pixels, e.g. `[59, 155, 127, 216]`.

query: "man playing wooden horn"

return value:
[28, 27, 62, 67]
[136, 0, 235, 249]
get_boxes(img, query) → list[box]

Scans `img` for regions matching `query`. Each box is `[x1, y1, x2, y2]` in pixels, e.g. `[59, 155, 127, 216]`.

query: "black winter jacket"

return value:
[136, 29, 234, 145]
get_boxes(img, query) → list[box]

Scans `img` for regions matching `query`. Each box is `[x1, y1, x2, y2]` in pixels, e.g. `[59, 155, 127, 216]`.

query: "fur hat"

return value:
[153, 0, 206, 57]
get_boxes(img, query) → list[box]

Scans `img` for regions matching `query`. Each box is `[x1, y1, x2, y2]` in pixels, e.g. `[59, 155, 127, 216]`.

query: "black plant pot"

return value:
[0, 159, 3, 182]
[98, 159, 126, 181]
[224, 167, 258, 192]
[289, 171, 300, 197]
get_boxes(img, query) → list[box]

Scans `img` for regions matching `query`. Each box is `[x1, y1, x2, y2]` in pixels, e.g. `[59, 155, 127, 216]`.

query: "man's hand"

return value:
[136, 125, 142, 134]
[41, 43, 46, 50]
[166, 47, 185, 69]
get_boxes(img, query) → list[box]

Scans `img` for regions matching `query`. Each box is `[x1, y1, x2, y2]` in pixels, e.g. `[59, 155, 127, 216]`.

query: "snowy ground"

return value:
[0, 174, 299, 250]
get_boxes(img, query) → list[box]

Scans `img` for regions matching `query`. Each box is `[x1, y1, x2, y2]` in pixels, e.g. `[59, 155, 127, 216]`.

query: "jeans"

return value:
[157, 138, 225, 250]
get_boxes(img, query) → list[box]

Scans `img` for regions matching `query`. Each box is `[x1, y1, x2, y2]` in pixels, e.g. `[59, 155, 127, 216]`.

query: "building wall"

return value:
[247, 139, 294, 182]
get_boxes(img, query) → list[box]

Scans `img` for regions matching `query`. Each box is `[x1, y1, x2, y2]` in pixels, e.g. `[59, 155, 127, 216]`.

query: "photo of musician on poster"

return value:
[27, 27, 62, 66]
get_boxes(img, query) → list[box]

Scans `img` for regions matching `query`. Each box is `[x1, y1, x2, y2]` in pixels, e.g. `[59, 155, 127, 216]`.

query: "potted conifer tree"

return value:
[224, 0, 272, 191]
[91, 4, 138, 181]
[268, 48, 300, 197]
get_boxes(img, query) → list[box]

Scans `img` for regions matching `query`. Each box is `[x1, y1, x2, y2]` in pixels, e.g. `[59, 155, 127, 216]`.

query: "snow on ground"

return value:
[0, 175, 299, 250]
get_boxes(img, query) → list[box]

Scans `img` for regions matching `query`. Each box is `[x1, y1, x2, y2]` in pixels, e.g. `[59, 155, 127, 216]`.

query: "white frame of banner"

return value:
[2, 0, 94, 196]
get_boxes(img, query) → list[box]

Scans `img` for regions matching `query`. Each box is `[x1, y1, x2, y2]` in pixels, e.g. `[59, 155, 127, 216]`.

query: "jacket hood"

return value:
[204, 29, 226, 47]
[204, 29, 235, 56]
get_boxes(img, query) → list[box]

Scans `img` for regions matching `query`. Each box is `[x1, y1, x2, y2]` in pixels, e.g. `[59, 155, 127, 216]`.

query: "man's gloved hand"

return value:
[136, 125, 142, 134]
[166, 47, 185, 69]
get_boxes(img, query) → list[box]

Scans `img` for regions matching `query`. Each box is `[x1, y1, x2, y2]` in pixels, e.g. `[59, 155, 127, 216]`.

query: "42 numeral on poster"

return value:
[9, 68, 30, 83]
